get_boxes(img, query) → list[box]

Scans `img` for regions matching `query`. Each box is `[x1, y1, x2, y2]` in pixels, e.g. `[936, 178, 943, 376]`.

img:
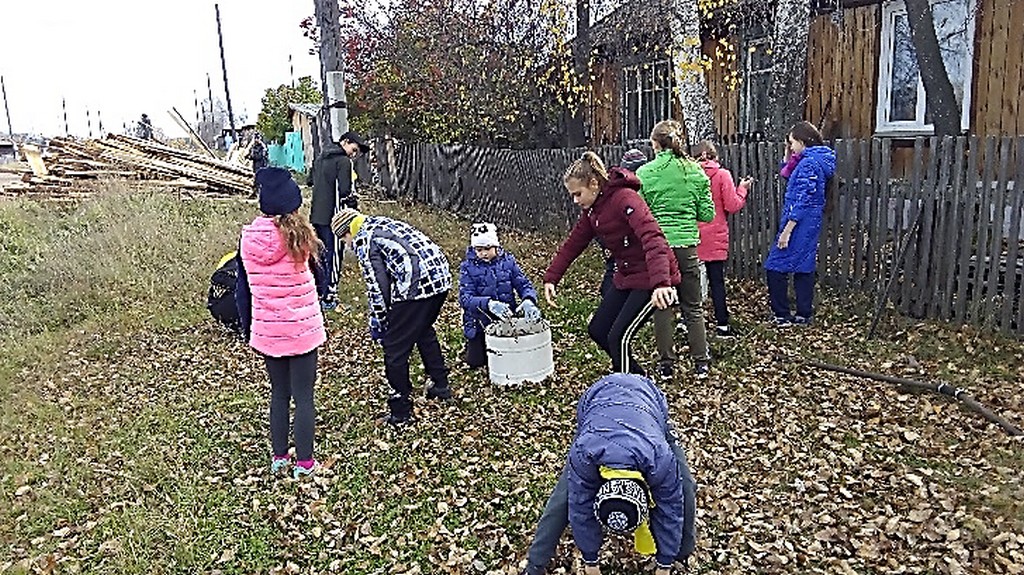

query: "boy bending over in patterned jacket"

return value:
[331, 208, 453, 426]
[458, 223, 541, 369]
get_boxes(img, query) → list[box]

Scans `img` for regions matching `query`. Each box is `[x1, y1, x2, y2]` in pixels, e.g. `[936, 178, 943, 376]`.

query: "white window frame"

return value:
[875, 0, 975, 135]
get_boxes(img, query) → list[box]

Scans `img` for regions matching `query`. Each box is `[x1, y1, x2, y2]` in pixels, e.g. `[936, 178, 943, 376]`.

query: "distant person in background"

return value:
[138, 114, 154, 140]
[695, 140, 753, 338]
[249, 132, 268, 174]
[308, 130, 370, 310]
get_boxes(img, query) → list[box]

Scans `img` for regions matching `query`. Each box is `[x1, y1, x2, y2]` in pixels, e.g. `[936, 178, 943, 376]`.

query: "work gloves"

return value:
[488, 300, 513, 318]
[517, 299, 541, 320]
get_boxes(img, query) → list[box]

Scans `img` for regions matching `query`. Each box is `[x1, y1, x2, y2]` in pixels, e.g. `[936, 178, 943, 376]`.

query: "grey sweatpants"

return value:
[264, 348, 318, 461]
[523, 425, 697, 574]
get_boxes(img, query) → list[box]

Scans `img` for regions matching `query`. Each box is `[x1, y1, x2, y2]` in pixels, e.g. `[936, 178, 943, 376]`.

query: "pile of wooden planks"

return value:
[2, 135, 255, 198]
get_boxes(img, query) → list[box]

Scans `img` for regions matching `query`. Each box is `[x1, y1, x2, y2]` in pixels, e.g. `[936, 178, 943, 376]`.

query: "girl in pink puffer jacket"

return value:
[237, 167, 326, 479]
[695, 141, 753, 338]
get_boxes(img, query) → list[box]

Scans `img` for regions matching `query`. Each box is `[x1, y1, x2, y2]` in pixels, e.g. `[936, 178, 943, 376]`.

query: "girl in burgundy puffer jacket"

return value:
[695, 141, 753, 338]
[543, 152, 680, 375]
[236, 167, 327, 479]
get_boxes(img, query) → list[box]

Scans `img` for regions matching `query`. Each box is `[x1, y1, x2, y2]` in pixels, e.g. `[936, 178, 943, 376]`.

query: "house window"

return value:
[621, 60, 672, 142]
[740, 35, 772, 138]
[876, 0, 975, 134]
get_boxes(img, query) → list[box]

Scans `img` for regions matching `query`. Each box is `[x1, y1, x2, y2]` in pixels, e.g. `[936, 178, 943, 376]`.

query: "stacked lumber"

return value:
[5, 135, 255, 198]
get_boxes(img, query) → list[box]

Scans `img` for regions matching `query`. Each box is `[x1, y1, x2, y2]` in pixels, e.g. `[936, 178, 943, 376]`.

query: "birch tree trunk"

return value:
[768, 0, 810, 136]
[669, 0, 718, 146]
[567, 0, 591, 147]
[904, 0, 961, 136]
[314, 0, 348, 150]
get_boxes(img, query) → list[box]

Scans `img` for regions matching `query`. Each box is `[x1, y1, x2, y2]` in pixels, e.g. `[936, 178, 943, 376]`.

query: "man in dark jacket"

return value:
[520, 373, 697, 575]
[248, 132, 268, 174]
[308, 130, 370, 309]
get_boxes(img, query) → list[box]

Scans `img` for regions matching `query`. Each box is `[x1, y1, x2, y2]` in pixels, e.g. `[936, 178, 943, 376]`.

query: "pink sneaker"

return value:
[293, 460, 318, 479]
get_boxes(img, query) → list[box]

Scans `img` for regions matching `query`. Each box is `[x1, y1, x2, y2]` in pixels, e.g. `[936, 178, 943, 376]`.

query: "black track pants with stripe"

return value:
[587, 286, 655, 375]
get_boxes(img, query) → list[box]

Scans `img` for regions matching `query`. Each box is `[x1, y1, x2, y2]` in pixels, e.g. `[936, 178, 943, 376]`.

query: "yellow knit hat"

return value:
[332, 208, 363, 237]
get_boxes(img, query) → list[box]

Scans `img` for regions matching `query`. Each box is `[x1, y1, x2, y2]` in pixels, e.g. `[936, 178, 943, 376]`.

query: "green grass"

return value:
[1, 185, 1023, 574]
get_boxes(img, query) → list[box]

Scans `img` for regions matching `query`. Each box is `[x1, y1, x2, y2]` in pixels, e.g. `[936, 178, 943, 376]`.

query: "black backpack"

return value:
[208, 252, 242, 334]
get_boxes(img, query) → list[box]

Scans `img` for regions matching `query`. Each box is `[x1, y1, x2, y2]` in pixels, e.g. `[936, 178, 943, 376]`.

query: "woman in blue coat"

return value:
[458, 223, 540, 367]
[764, 121, 836, 326]
[519, 374, 697, 575]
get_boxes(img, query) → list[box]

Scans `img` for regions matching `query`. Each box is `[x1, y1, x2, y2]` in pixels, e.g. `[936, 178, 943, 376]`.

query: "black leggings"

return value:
[264, 348, 318, 461]
[704, 260, 728, 327]
[587, 286, 656, 375]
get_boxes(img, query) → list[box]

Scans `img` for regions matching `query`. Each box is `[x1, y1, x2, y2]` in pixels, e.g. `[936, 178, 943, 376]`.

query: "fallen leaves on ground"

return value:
[2, 198, 1023, 575]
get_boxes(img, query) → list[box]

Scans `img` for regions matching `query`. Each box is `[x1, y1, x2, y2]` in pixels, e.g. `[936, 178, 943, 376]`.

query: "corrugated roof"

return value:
[288, 103, 321, 117]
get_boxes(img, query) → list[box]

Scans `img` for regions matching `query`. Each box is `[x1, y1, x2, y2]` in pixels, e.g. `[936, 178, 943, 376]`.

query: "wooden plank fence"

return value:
[374, 136, 1024, 337]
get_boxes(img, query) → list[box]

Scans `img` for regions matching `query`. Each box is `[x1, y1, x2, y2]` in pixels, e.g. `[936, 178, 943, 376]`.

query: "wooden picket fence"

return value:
[375, 136, 1024, 337]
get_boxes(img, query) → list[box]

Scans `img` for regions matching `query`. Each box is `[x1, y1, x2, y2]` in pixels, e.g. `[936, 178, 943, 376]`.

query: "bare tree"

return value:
[567, 0, 591, 147]
[198, 98, 229, 147]
[669, 0, 717, 145]
[904, 0, 961, 136]
[768, 0, 810, 135]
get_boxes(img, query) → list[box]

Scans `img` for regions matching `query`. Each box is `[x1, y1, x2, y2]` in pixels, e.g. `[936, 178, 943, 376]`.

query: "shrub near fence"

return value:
[375, 136, 1024, 337]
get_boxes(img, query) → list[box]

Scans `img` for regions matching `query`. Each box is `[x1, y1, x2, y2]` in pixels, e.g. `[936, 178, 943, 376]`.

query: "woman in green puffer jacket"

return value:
[636, 120, 715, 381]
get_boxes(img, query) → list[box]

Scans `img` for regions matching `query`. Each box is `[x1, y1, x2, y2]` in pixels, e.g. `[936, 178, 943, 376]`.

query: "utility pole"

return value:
[214, 4, 237, 142]
[314, 0, 348, 147]
[194, 89, 201, 128]
[206, 73, 215, 120]
[290, 54, 295, 88]
[62, 98, 69, 137]
[86, 108, 92, 138]
[97, 110, 104, 136]
[1, 76, 12, 137]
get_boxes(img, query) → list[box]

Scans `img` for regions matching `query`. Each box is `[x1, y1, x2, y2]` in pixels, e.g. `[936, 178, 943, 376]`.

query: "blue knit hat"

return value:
[256, 167, 302, 216]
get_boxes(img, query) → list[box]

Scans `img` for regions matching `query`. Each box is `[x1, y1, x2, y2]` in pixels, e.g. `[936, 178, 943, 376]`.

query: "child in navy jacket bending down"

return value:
[458, 223, 540, 368]
[519, 373, 697, 575]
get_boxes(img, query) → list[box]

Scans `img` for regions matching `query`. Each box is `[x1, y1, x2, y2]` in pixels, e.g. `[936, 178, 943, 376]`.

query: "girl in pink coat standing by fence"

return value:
[695, 141, 753, 338]
[236, 167, 327, 479]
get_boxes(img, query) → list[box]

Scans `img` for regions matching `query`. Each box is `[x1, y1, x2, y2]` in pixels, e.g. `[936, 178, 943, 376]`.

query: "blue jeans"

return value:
[523, 425, 697, 573]
[313, 223, 341, 301]
[766, 269, 815, 319]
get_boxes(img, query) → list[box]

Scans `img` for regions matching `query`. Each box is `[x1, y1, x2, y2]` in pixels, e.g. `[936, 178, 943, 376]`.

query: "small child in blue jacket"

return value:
[458, 223, 540, 368]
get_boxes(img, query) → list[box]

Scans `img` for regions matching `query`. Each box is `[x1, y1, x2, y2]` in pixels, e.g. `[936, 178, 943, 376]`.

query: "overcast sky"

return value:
[1, 0, 322, 139]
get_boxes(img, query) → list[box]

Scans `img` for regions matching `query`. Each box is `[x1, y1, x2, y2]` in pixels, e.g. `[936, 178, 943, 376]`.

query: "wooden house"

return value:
[587, 0, 1024, 145]
[288, 103, 321, 173]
